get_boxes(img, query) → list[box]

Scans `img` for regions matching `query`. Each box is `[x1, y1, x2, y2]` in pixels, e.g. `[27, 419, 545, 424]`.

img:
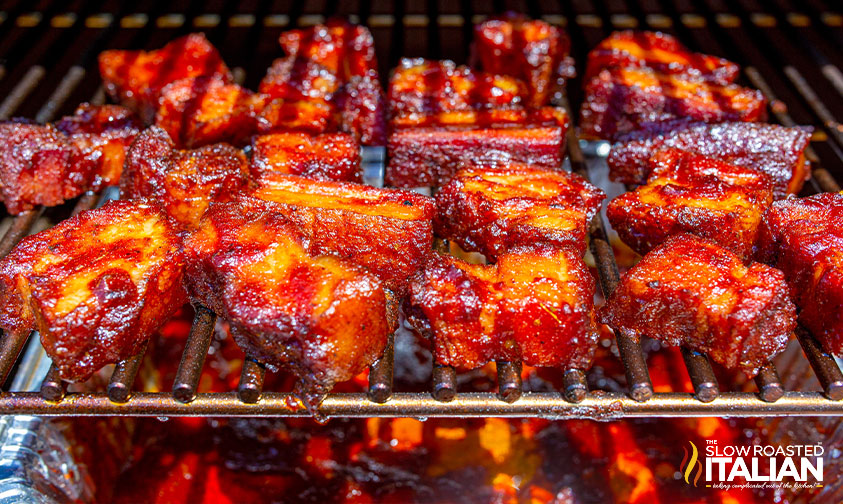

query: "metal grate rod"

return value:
[0, 209, 44, 258]
[0, 330, 32, 386]
[172, 305, 216, 403]
[432, 364, 457, 402]
[794, 325, 843, 400]
[237, 357, 266, 404]
[563, 369, 588, 403]
[754, 362, 785, 403]
[39, 364, 66, 402]
[107, 343, 148, 403]
[367, 332, 394, 403]
[496, 360, 522, 403]
[681, 347, 720, 403]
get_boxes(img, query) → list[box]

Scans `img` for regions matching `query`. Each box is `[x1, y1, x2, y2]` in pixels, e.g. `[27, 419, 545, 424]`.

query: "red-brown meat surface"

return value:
[406, 245, 598, 370]
[250, 132, 361, 183]
[183, 197, 391, 409]
[607, 149, 773, 259]
[607, 122, 812, 198]
[435, 164, 605, 259]
[600, 234, 795, 375]
[0, 200, 186, 381]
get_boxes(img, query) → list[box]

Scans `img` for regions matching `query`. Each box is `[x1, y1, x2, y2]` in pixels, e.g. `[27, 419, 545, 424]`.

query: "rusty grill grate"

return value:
[0, 0, 841, 418]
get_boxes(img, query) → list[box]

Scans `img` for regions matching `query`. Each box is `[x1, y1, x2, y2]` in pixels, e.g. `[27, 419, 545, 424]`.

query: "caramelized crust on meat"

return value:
[608, 122, 813, 198]
[121, 127, 249, 230]
[386, 125, 566, 188]
[579, 67, 767, 140]
[257, 98, 335, 136]
[183, 197, 390, 408]
[472, 13, 575, 106]
[98, 33, 232, 123]
[250, 175, 435, 294]
[584, 31, 739, 85]
[250, 133, 361, 183]
[756, 193, 843, 355]
[55, 104, 142, 191]
[0, 122, 85, 214]
[259, 20, 385, 145]
[278, 18, 377, 81]
[156, 76, 268, 149]
[406, 246, 598, 370]
[0, 200, 186, 381]
[607, 149, 773, 259]
[390, 106, 567, 130]
[600, 234, 795, 375]
[435, 165, 605, 259]
[388, 58, 529, 118]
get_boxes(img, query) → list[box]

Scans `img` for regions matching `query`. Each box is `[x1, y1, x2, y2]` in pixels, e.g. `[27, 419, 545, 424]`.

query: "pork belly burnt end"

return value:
[121, 127, 249, 230]
[251, 175, 434, 295]
[98, 33, 232, 123]
[756, 193, 843, 355]
[600, 234, 795, 375]
[580, 67, 766, 140]
[584, 31, 739, 85]
[388, 58, 529, 118]
[607, 122, 812, 198]
[435, 165, 605, 259]
[183, 197, 390, 408]
[472, 13, 575, 106]
[386, 118, 567, 188]
[156, 76, 268, 149]
[0, 122, 86, 214]
[607, 149, 773, 259]
[0, 200, 186, 382]
[406, 245, 598, 370]
[250, 133, 361, 183]
[55, 104, 142, 191]
[278, 18, 378, 80]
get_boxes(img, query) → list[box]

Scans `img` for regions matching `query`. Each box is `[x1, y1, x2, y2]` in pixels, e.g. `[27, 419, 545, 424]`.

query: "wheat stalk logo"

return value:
[680, 441, 703, 486]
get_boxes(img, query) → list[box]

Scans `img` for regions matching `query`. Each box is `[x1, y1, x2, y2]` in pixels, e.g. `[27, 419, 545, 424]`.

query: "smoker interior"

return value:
[0, 0, 841, 419]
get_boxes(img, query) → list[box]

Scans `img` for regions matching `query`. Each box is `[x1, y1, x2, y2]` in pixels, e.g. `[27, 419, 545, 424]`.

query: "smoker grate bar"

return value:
[237, 357, 265, 404]
[107, 343, 147, 403]
[680, 347, 720, 403]
[432, 364, 457, 402]
[0, 210, 43, 258]
[496, 361, 522, 403]
[563, 369, 588, 403]
[754, 363, 785, 403]
[39, 364, 65, 402]
[794, 326, 843, 401]
[0, 391, 840, 418]
[172, 305, 216, 403]
[0, 330, 30, 386]
[367, 332, 394, 404]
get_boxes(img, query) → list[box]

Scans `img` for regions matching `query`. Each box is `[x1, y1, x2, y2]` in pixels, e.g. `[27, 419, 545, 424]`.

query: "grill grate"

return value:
[0, 0, 841, 418]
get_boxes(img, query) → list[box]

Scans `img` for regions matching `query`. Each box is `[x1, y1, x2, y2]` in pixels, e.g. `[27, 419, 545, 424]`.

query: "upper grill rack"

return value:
[0, 0, 841, 418]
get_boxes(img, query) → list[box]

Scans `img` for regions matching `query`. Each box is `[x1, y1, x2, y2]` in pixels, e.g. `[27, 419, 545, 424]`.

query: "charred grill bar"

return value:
[0, 1, 840, 418]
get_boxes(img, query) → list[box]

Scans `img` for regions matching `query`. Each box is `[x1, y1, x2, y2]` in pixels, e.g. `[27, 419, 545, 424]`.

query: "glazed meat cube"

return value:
[606, 149, 773, 259]
[55, 104, 142, 191]
[389, 106, 567, 130]
[250, 133, 361, 183]
[0, 122, 86, 214]
[156, 76, 268, 149]
[183, 197, 390, 409]
[600, 234, 796, 375]
[121, 127, 249, 230]
[0, 200, 186, 381]
[250, 175, 435, 295]
[579, 67, 767, 140]
[257, 99, 335, 136]
[435, 165, 605, 259]
[386, 124, 566, 188]
[607, 122, 813, 198]
[584, 31, 739, 85]
[406, 245, 598, 370]
[388, 58, 529, 118]
[472, 13, 575, 106]
[259, 55, 339, 103]
[334, 72, 387, 146]
[99, 33, 232, 123]
[278, 18, 377, 80]
[756, 193, 843, 355]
